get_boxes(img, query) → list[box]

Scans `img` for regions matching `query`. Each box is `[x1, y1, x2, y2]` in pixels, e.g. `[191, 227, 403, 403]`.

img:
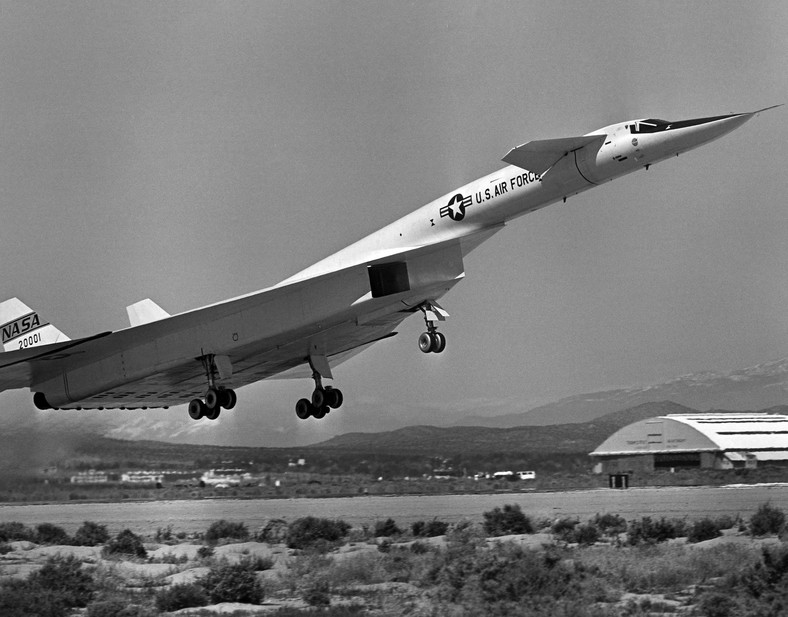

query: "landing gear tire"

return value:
[189, 387, 236, 421]
[431, 331, 446, 353]
[312, 406, 328, 419]
[296, 398, 313, 420]
[324, 386, 343, 409]
[188, 399, 206, 420]
[219, 388, 237, 410]
[205, 388, 221, 411]
[419, 331, 446, 353]
[311, 387, 326, 408]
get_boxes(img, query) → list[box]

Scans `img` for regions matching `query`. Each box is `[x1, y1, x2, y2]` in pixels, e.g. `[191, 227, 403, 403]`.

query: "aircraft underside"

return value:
[1, 107, 776, 425]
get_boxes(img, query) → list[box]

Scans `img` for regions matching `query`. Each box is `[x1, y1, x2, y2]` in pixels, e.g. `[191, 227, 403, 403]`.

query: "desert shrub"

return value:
[412, 519, 449, 537]
[256, 518, 289, 543]
[550, 519, 599, 545]
[318, 551, 385, 587]
[627, 516, 684, 545]
[688, 517, 723, 543]
[592, 512, 627, 536]
[0, 542, 11, 554]
[155, 582, 209, 612]
[36, 522, 71, 545]
[714, 514, 737, 531]
[205, 519, 249, 544]
[0, 554, 98, 616]
[410, 541, 430, 554]
[303, 578, 331, 607]
[197, 545, 215, 559]
[482, 503, 534, 536]
[286, 516, 351, 550]
[719, 544, 788, 614]
[32, 554, 95, 606]
[574, 523, 600, 546]
[427, 540, 605, 610]
[445, 521, 487, 555]
[374, 518, 401, 537]
[695, 592, 741, 617]
[240, 554, 275, 571]
[0, 578, 69, 617]
[74, 521, 110, 546]
[381, 545, 424, 582]
[377, 538, 392, 553]
[425, 519, 449, 536]
[750, 503, 785, 536]
[581, 542, 757, 594]
[154, 552, 188, 565]
[551, 517, 579, 542]
[154, 525, 173, 543]
[202, 561, 264, 604]
[104, 529, 147, 558]
[0, 521, 34, 542]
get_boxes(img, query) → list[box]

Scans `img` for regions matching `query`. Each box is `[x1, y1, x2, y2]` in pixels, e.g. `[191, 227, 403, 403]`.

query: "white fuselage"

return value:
[7, 110, 759, 410]
[284, 113, 752, 285]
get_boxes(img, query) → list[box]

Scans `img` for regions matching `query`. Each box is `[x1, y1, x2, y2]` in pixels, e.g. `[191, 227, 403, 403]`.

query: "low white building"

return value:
[70, 470, 108, 484]
[122, 471, 164, 485]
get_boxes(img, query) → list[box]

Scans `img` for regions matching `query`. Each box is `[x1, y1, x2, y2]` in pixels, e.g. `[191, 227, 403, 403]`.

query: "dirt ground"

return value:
[1, 529, 783, 616]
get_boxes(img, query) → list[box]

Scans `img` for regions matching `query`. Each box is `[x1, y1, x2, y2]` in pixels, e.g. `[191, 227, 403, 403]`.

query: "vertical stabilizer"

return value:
[126, 299, 170, 327]
[0, 298, 70, 351]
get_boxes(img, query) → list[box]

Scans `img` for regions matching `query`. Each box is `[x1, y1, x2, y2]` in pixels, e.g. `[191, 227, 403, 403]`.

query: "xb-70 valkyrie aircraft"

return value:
[0, 107, 778, 422]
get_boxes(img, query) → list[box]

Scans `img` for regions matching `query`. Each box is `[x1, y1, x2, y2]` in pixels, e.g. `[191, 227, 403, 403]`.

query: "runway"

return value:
[2, 484, 787, 535]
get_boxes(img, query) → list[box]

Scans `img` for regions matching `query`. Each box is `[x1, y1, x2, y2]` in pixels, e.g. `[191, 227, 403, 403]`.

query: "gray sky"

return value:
[1, 1, 787, 444]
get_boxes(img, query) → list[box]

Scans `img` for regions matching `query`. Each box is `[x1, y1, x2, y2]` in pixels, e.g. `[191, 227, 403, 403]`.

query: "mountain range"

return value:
[457, 357, 788, 428]
[311, 400, 703, 455]
[2, 357, 788, 447]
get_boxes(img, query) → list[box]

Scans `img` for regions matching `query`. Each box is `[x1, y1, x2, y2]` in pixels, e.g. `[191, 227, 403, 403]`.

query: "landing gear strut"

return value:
[418, 301, 448, 354]
[188, 354, 237, 421]
[295, 359, 344, 421]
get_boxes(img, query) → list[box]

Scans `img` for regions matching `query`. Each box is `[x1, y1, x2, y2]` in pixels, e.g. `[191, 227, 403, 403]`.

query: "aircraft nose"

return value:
[675, 105, 781, 146]
[677, 112, 753, 144]
[657, 108, 775, 156]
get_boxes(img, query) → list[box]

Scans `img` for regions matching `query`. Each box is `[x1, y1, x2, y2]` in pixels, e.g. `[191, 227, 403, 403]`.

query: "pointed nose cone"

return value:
[678, 106, 781, 149]
[674, 112, 754, 149]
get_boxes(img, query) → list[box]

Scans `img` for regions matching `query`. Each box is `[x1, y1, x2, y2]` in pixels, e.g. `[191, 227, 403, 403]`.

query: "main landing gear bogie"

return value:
[188, 353, 237, 421]
[188, 387, 237, 421]
[295, 385, 343, 420]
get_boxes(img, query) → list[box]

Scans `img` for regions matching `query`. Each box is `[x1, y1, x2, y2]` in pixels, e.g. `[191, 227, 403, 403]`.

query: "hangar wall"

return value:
[590, 413, 788, 474]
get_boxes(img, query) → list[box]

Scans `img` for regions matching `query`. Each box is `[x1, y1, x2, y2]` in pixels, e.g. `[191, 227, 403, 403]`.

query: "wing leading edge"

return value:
[502, 134, 606, 174]
[1, 230, 480, 409]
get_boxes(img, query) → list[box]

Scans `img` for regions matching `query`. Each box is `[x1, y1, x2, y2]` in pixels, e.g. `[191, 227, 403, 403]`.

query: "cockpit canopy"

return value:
[629, 114, 733, 134]
[629, 119, 672, 134]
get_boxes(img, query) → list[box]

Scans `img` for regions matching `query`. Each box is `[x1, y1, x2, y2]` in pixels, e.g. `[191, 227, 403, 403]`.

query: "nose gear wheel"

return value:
[418, 301, 448, 354]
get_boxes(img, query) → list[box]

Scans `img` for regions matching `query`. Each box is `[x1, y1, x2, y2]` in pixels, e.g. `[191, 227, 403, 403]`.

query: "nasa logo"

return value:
[1, 312, 42, 343]
[439, 193, 472, 222]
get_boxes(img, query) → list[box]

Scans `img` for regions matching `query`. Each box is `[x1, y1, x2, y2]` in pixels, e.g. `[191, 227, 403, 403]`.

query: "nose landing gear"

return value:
[418, 300, 449, 354]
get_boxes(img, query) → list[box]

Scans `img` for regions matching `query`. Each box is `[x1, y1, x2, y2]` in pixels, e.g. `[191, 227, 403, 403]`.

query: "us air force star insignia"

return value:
[439, 193, 472, 222]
